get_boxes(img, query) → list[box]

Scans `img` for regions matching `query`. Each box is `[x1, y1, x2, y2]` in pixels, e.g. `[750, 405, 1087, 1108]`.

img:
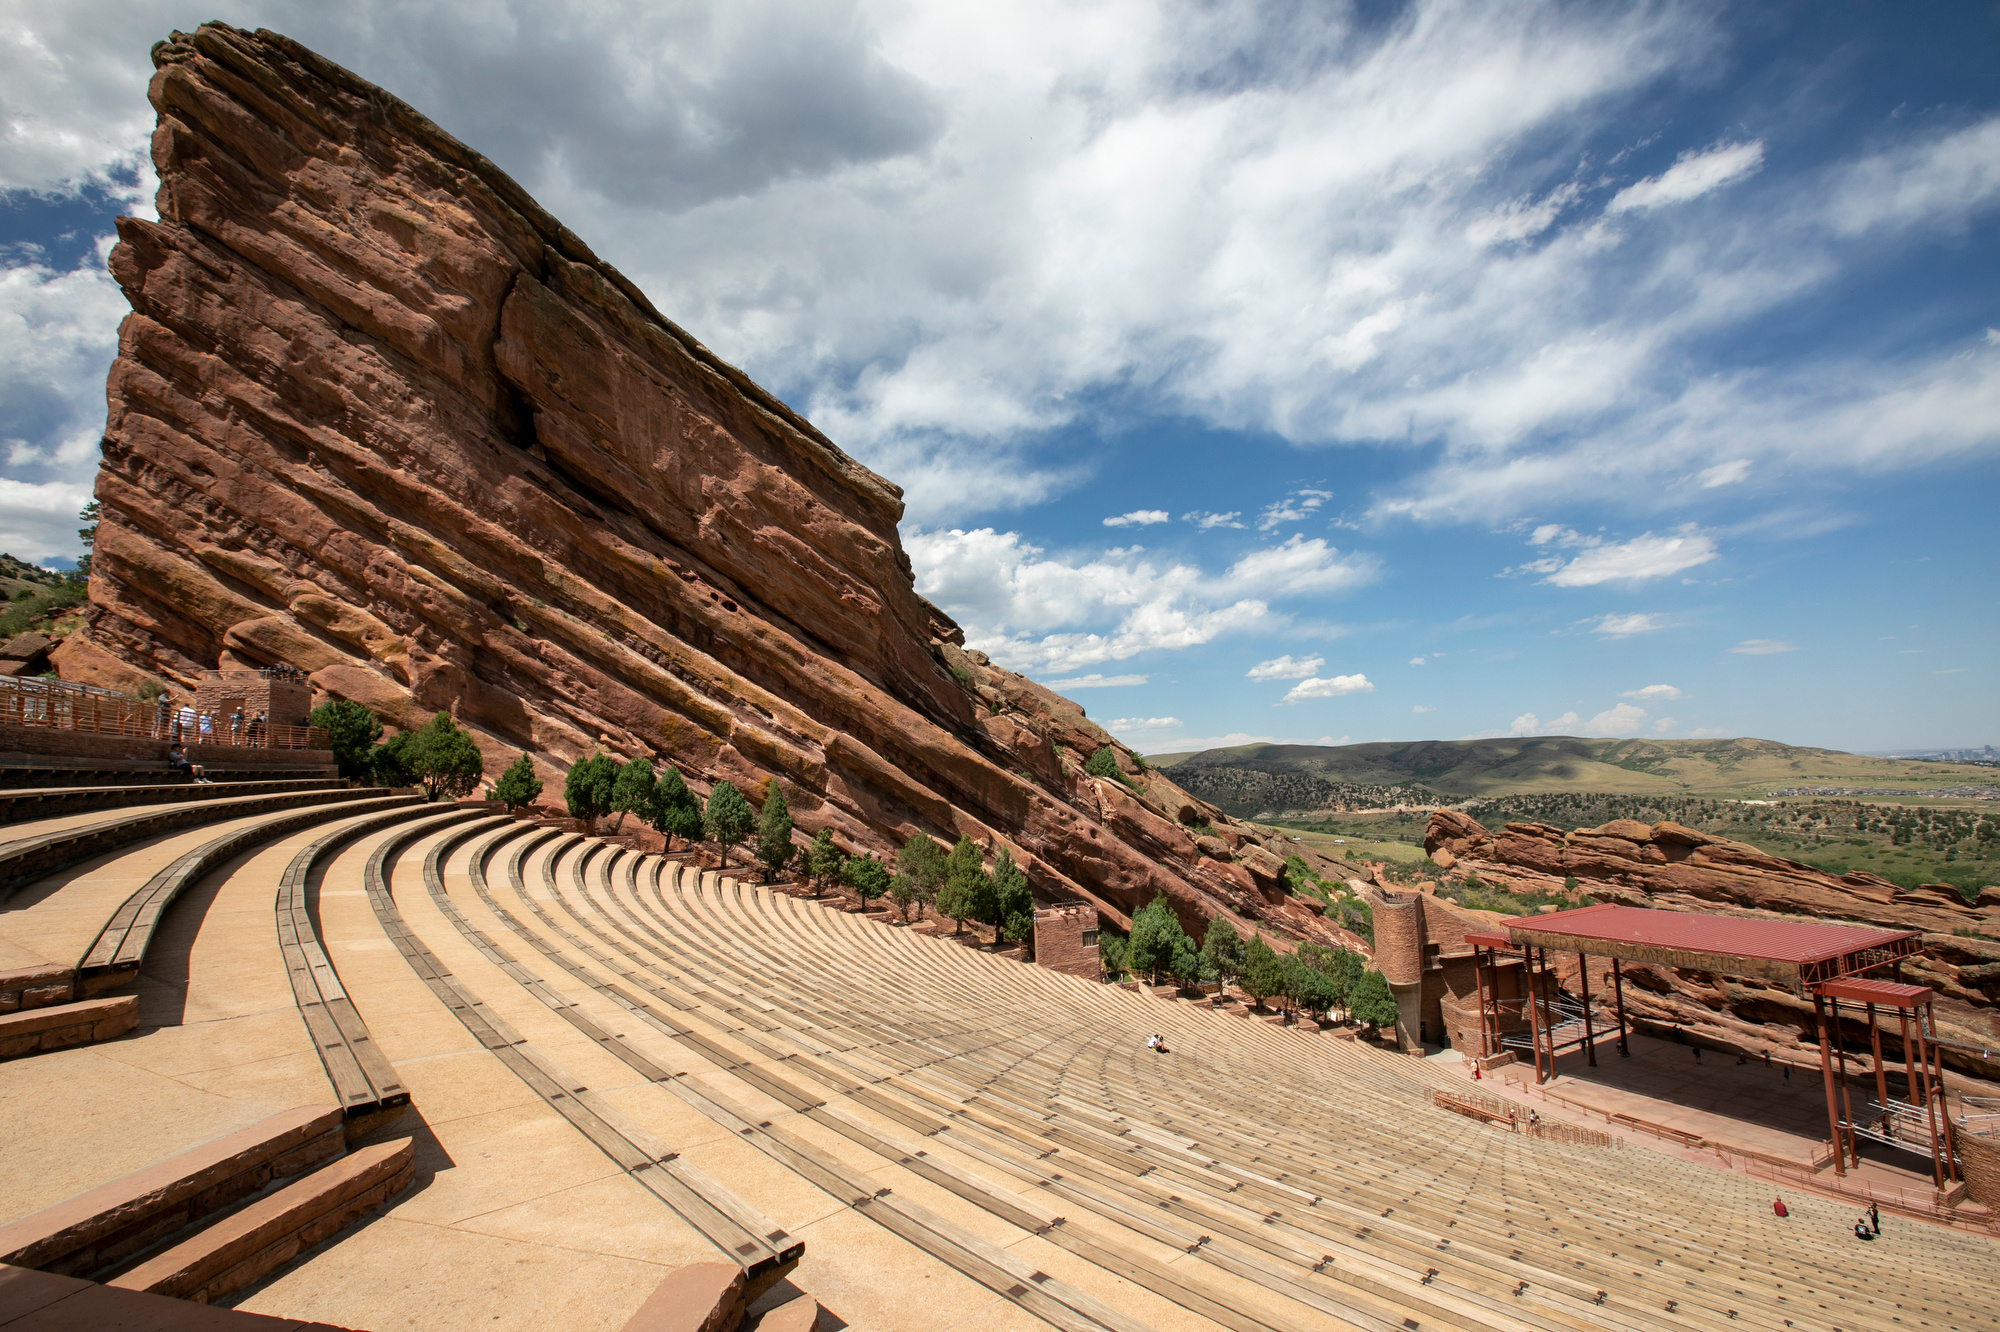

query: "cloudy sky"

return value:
[3, 1, 1996, 754]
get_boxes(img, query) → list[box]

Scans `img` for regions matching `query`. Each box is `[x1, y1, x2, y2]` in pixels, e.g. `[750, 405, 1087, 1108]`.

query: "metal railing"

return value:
[0, 675, 327, 751]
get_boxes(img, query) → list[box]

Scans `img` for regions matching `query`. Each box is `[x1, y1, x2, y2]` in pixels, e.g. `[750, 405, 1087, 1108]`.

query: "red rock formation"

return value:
[65, 22, 1331, 948]
[1425, 809, 2000, 1078]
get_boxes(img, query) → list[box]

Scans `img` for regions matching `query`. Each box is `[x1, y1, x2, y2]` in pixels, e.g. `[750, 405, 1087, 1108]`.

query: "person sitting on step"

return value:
[167, 744, 207, 783]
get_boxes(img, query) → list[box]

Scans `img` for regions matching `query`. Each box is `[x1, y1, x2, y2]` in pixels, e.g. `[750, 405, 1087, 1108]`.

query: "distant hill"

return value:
[1148, 736, 2000, 802]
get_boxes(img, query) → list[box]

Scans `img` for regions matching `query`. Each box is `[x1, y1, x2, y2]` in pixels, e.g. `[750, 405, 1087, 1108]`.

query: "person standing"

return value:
[1869, 1203, 1880, 1236]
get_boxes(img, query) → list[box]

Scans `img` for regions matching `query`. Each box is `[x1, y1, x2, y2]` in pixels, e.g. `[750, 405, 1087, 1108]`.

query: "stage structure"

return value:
[1466, 903, 1958, 1182]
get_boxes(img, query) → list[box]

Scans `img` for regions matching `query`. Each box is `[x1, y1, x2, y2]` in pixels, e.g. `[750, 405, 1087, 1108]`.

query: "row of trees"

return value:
[1102, 900, 1398, 1030]
[310, 701, 485, 801]
[549, 752, 803, 879]
[862, 833, 1035, 946]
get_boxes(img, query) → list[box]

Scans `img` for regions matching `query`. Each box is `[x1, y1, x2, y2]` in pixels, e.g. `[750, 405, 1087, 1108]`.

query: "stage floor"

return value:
[1468, 1031, 1947, 1196]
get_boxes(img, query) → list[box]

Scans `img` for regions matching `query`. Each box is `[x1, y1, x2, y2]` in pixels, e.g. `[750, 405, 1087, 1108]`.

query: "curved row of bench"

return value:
[6, 793, 1996, 1331]
[389, 825, 1997, 1332]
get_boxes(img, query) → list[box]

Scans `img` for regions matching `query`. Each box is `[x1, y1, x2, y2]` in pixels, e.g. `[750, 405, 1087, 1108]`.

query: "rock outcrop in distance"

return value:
[63, 23, 1341, 950]
[1426, 810, 2000, 1075]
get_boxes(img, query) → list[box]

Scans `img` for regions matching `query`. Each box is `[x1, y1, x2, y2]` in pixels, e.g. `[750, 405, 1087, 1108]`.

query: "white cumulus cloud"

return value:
[1279, 674, 1374, 705]
[1510, 711, 1582, 736]
[1103, 509, 1169, 528]
[1412, 704, 1432, 713]
[1539, 531, 1718, 586]
[909, 528, 1374, 673]
[1620, 684, 1683, 702]
[1584, 702, 1649, 736]
[1246, 654, 1323, 681]
[1104, 716, 1180, 731]
[1607, 140, 1765, 214]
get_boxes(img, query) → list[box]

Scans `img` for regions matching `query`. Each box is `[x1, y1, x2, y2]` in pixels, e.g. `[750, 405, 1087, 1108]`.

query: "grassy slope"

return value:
[1149, 736, 1997, 799]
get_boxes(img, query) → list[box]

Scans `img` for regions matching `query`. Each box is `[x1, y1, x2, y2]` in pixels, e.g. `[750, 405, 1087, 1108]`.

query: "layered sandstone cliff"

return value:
[1426, 809, 2000, 1074]
[63, 23, 1339, 948]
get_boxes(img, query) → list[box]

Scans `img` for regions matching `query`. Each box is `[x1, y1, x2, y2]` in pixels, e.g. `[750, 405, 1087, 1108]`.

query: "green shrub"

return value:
[493, 752, 543, 810]
[1350, 969, 1399, 1033]
[413, 715, 484, 802]
[564, 751, 619, 831]
[309, 700, 381, 781]
[646, 764, 703, 850]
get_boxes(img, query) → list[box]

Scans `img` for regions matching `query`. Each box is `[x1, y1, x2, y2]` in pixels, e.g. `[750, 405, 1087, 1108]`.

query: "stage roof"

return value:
[1494, 903, 1921, 991]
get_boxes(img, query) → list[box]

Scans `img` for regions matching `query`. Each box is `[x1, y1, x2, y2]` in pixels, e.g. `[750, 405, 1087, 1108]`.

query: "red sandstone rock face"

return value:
[71, 23, 1311, 946]
[1425, 810, 2000, 1079]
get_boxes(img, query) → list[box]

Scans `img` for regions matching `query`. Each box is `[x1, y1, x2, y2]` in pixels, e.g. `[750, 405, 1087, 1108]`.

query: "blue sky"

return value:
[2, 1, 1995, 753]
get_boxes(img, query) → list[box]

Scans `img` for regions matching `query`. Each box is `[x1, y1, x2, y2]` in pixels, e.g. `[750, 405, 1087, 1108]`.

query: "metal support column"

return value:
[1528, 947, 1548, 1085]
[1867, 1003, 1889, 1136]
[1911, 1004, 1943, 1188]
[1578, 951, 1596, 1067]
[1831, 997, 1858, 1168]
[1815, 993, 1846, 1177]
[1611, 957, 1629, 1057]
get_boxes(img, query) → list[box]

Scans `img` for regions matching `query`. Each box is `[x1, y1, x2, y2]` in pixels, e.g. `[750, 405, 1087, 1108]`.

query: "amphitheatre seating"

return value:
[6, 811, 1995, 1330]
[0, 752, 339, 791]
[0, 778, 346, 827]
[0, 1106, 346, 1277]
[0, 786, 399, 905]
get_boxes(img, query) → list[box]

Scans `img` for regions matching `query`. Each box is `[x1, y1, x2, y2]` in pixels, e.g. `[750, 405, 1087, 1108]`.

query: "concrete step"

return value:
[0, 995, 135, 1062]
[0, 1106, 344, 1277]
[0, 964, 73, 1014]
[108, 1138, 414, 1304]
[0, 1263, 365, 1328]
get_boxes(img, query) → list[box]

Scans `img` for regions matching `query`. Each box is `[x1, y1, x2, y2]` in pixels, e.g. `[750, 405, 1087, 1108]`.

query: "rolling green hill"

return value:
[1149, 736, 1998, 801]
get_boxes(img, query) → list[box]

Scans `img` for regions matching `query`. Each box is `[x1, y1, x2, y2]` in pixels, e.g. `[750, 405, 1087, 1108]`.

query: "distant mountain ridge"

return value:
[1148, 735, 1999, 802]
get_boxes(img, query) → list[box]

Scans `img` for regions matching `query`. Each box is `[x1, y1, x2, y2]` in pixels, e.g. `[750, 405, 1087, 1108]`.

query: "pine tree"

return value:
[1127, 897, 1188, 984]
[564, 752, 618, 832]
[1239, 933, 1285, 1011]
[843, 853, 889, 908]
[703, 780, 755, 867]
[992, 848, 1034, 952]
[1288, 957, 1338, 1022]
[935, 836, 989, 936]
[493, 752, 543, 811]
[896, 833, 948, 920]
[753, 783, 796, 882]
[646, 764, 703, 851]
[887, 871, 918, 922]
[1199, 919, 1245, 997]
[609, 759, 655, 832]
[802, 829, 843, 896]
[406, 713, 486, 803]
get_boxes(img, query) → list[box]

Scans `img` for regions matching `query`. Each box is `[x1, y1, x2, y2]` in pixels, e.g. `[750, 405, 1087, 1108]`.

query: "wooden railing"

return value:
[1741, 1155, 1991, 1232]
[1432, 1089, 1620, 1149]
[0, 676, 327, 751]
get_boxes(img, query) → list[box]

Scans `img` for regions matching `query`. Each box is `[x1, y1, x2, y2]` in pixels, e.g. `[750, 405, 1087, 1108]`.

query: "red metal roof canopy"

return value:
[1812, 977, 1933, 1008]
[1508, 903, 1915, 965]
